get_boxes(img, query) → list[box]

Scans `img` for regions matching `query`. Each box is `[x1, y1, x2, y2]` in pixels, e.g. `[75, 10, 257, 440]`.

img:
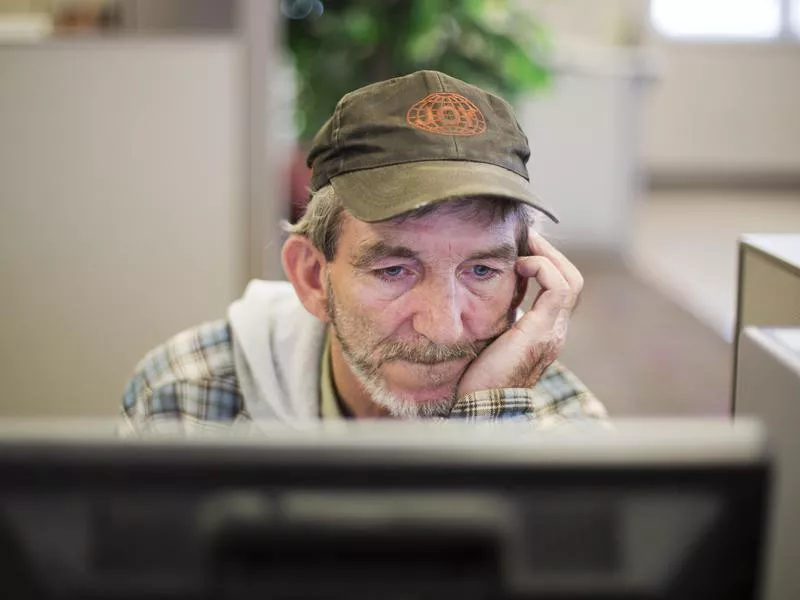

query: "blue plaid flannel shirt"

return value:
[121, 320, 607, 435]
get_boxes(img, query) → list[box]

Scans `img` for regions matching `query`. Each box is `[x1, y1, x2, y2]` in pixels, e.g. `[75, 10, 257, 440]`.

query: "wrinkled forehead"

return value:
[338, 199, 522, 260]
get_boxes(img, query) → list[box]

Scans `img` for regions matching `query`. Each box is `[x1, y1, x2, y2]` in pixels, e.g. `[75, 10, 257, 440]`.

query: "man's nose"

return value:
[410, 277, 465, 345]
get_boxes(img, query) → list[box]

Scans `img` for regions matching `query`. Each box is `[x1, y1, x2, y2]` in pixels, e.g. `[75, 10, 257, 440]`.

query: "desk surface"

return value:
[769, 328, 800, 355]
[741, 234, 800, 272]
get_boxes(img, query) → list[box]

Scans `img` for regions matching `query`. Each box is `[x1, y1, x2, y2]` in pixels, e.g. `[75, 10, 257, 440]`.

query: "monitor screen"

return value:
[0, 419, 770, 600]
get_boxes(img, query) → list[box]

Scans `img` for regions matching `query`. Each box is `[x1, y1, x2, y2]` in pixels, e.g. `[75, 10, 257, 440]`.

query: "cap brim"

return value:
[329, 160, 559, 224]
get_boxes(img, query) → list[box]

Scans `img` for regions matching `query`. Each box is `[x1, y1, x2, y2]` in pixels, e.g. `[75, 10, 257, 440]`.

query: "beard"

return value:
[325, 284, 513, 419]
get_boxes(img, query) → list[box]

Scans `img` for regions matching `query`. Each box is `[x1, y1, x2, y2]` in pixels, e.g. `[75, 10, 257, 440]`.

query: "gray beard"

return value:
[325, 287, 475, 418]
[324, 276, 516, 418]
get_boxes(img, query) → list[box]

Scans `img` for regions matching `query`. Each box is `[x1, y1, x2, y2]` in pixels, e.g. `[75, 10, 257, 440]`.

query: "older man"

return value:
[121, 70, 606, 434]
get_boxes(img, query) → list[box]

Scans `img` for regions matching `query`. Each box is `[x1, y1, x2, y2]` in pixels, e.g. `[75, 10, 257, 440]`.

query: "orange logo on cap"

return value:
[406, 92, 486, 136]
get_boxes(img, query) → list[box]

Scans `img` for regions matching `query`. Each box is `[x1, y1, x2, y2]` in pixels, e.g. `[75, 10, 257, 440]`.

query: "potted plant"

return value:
[285, 0, 552, 220]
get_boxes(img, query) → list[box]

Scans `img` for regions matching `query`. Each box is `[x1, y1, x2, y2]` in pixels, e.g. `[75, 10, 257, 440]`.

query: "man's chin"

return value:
[378, 388, 457, 419]
[354, 359, 466, 417]
[389, 382, 457, 406]
[391, 362, 468, 406]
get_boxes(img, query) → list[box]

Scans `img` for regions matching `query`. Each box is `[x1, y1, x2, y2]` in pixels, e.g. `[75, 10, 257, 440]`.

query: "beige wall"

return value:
[645, 42, 800, 178]
[0, 39, 247, 416]
[525, 0, 800, 180]
[517, 53, 644, 251]
[523, 0, 650, 46]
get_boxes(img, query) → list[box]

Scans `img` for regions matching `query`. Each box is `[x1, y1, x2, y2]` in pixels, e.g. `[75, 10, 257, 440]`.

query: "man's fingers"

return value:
[516, 255, 575, 321]
[517, 255, 569, 293]
[508, 297, 569, 360]
[527, 229, 584, 292]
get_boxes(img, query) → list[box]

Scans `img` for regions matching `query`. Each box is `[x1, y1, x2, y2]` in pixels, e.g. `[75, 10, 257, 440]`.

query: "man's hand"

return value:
[456, 229, 583, 398]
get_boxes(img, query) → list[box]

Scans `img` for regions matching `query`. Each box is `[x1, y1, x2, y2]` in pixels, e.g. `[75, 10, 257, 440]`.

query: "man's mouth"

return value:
[389, 356, 471, 367]
[386, 357, 469, 383]
[377, 339, 483, 366]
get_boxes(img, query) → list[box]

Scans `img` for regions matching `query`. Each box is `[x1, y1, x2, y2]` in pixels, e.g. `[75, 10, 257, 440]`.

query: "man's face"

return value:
[326, 202, 522, 418]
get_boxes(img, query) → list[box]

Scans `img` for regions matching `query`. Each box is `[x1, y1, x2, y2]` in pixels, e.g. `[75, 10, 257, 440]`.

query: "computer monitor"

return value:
[0, 419, 770, 600]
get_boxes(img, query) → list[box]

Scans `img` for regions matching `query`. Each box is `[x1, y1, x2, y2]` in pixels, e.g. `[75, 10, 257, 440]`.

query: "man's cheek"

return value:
[355, 288, 413, 325]
[468, 288, 516, 331]
[342, 283, 398, 320]
[349, 299, 406, 342]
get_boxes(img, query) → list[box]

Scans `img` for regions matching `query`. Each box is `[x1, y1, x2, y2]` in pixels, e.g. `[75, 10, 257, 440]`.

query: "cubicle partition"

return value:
[0, 3, 285, 417]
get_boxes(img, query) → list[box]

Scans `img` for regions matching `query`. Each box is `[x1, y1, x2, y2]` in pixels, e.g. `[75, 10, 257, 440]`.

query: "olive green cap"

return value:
[306, 70, 558, 223]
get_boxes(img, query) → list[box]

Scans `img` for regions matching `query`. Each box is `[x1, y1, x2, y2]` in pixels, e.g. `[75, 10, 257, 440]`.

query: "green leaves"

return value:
[287, 0, 552, 139]
[340, 7, 379, 47]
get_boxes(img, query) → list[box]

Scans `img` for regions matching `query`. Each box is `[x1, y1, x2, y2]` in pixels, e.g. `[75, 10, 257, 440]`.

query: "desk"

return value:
[733, 234, 800, 410]
[736, 326, 800, 600]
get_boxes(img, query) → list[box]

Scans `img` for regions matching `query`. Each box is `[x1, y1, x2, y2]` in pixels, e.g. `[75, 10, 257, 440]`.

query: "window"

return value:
[651, 0, 798, 40]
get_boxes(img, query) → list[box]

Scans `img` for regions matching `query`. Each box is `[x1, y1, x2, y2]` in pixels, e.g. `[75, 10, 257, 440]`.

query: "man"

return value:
[121, 70, 606, 435]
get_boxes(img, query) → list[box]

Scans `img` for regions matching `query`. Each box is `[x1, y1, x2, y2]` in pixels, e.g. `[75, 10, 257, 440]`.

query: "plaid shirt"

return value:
[121, 319, 607, 436]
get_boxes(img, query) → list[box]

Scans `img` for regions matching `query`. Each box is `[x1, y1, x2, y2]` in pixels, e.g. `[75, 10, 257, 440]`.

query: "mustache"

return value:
[377, 335, 499, 366]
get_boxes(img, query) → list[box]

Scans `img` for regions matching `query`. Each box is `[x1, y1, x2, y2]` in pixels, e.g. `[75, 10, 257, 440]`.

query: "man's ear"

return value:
[281, 235, 330, 322]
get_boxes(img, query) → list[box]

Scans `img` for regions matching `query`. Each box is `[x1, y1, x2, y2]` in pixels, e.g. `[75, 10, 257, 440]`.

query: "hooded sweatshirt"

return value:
[228, 280, 326, 423]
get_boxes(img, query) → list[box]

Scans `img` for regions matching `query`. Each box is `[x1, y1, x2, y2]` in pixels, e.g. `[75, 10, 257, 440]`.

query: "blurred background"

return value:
[1, 0, 799, 418]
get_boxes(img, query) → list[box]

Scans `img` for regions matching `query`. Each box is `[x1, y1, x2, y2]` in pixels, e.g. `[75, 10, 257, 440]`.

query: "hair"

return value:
[283, 185, 539, 261]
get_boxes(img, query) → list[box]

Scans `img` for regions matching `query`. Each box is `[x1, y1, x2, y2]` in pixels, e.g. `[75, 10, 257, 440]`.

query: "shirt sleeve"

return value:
[117, 320, 246, 438]
[447, 360, 608, 426]
[118, 379, 245, 438]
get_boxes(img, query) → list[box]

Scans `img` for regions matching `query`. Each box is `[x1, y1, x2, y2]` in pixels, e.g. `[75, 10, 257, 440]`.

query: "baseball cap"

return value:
[306, 70, 558, 224]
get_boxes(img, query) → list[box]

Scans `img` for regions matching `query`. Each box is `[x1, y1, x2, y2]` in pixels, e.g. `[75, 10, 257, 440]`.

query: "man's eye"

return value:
[470, 265, 497, 279]
[375, 266, 406, 280]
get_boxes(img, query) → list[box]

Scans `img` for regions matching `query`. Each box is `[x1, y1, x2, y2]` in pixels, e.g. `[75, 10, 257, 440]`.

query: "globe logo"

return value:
[406, 92, 487, 136]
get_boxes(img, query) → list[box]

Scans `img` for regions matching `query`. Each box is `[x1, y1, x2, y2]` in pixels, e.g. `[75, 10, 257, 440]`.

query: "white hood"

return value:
[227, 280, 326, 425]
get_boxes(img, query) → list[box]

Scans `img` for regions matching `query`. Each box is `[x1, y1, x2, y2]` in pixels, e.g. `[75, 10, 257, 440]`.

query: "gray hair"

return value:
[283, 185, 344, 261]
[283, 185, 539, 261]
